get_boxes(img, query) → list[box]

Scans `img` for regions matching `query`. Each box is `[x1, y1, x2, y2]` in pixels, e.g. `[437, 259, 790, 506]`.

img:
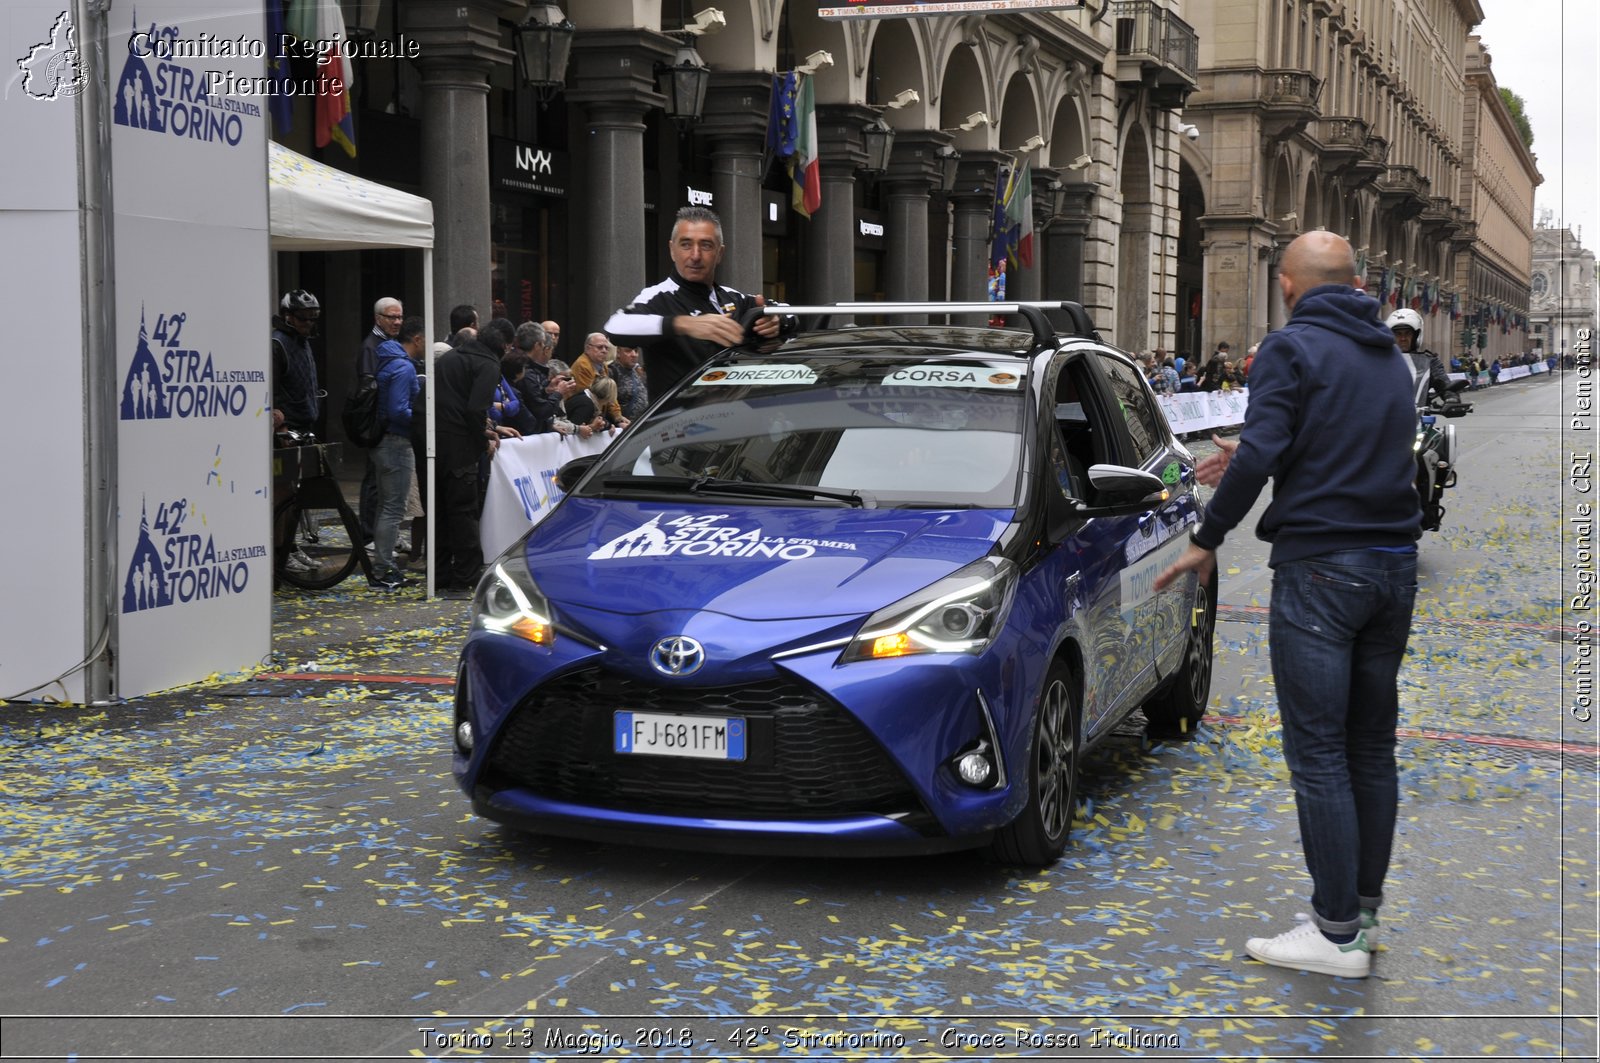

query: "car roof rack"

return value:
[741, 301, 1102, 348]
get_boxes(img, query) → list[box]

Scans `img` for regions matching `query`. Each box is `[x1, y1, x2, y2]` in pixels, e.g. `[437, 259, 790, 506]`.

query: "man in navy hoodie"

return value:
[1157, 231, 1421, 979]
[369, 316, 424, 590]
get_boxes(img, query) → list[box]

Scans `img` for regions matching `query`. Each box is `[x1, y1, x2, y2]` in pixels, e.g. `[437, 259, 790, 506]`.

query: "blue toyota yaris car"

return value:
[452, 303, 1214, 866]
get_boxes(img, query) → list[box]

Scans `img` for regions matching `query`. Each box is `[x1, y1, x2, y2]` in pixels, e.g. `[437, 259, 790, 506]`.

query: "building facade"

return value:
[1183, 0, 1485, 357]
[1453, 36, 1539, 363]
[272, 0, 1215, 426]
[1530, 221, 1598, 357]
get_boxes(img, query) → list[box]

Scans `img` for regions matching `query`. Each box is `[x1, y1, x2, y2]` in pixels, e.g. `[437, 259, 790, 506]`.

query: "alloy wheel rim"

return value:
[1036, 680, 1075, 838]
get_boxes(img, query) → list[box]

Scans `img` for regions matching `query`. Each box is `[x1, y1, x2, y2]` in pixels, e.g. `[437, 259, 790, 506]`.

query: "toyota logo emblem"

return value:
[650, 636, 705, 676]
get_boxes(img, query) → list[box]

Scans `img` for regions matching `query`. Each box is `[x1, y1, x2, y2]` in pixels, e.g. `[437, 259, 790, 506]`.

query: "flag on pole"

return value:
[265, 0, 292, 136]
[313, 0, 356, 157]
[789, 74, 820, 218]
[766, 73, 799, 158]
[990, 165, 1015, 272]
[1005, 164, 1035, 268]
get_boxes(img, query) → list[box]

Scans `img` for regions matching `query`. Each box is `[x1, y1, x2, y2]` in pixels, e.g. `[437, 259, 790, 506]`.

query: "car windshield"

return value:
[580, 352, 1030, 508]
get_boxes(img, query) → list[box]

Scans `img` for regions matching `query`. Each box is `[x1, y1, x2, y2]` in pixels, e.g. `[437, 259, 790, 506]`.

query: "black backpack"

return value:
[341, 374, 384, 447]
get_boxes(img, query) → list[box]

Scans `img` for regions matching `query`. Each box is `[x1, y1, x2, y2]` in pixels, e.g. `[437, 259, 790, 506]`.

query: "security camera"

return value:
[959, 112, 991, 132]
[797, 50, 834, 74]
[1067, 154, 1092, 171]
[684, 8, 726, 35]
[885, 89, 920, 110]
[1179, 122, 1200, 142]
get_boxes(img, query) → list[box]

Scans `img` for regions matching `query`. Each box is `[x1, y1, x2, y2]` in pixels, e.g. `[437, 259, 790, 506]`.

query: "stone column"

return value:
[698, 72, 774, 294]
[1199, 217, 1272, 355]
[803, 104, 873, 307]
[881, 132, 948, 315]
[401, 1, 523, 331]
[948, 153, 1005, 302]
[1118, 202, 1157, 351]
[1044, 180, 1096, 306]
[568, 29, 676, 333]
[1267, 237, 1292, 332]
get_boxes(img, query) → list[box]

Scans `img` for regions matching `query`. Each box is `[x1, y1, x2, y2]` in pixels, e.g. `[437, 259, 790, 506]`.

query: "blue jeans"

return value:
[1269, 548, 1418, 936]
[370, 434, 415, 582]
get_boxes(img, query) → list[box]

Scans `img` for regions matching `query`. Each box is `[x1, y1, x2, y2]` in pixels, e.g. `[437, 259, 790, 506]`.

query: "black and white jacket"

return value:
[602, 269, 793, 399]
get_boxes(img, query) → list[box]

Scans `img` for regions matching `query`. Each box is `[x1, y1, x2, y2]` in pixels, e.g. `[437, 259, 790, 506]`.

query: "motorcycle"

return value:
[1415, 374, 1472, 531]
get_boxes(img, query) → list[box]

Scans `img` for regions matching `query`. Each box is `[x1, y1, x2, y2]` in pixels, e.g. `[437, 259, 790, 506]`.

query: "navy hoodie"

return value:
[1193, 284, 1421, 565]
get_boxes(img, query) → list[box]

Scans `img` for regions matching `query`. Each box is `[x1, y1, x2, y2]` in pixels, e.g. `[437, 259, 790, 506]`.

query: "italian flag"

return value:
[313, 0, 356, 157]
[790, 74, 821, 218]
[1005, 164, 1034, 269]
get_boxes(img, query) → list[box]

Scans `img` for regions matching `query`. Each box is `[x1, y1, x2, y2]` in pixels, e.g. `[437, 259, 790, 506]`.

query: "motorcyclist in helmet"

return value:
[1386, 307, 1451, 403]
[272, 290, 322, 432]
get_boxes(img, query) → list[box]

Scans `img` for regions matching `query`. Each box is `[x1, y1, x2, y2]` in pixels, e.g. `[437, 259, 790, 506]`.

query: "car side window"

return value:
[1048, 358, 1107, 500]
[1094, 353, 1166, 466]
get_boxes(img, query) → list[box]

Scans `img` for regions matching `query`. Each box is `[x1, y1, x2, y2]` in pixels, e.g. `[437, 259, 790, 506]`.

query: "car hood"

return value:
[520, 498, 1012, 621]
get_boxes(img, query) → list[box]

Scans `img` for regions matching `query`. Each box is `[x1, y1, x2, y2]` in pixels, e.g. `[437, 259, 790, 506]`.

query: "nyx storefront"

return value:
[489, 135, 570, 328]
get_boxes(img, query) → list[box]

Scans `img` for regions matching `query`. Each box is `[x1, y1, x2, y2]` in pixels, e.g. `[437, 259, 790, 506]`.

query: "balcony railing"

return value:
[1318, 116, 1369, 149]
[1379, 166, 1427, 197]
[1112, 1, 1199, 85]
[1261, 69, 1323, 106]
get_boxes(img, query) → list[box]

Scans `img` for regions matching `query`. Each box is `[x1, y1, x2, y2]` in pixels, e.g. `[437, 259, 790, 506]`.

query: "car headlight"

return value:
[840, 556, 1018, 663]
[470, 550, 554, 646]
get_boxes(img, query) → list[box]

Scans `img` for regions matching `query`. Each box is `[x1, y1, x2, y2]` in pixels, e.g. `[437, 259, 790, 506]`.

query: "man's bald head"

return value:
[1279, 231, 1360, 309]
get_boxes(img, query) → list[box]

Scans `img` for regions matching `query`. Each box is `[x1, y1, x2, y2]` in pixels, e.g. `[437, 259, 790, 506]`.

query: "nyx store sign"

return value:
[491, 136, 569, 198]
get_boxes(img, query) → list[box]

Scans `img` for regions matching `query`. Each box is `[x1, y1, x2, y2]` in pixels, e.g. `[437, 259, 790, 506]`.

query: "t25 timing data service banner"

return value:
[819, 1, 1085, 18]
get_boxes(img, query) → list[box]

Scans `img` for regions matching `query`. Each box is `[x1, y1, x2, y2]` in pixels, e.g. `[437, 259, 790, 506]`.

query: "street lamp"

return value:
[657, 41, 711, 127]
[936, 144, 961, 192]
[513, 2, 575, 106]
[861, 117, 895, 175]
[657, 6, 725, 128]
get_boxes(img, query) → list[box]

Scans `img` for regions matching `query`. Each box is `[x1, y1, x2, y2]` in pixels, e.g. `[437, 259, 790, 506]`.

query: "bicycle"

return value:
[273, 430, 372, 590]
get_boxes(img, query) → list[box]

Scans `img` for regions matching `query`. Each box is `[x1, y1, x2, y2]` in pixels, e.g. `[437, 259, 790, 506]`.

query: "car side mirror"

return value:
[554, 455, 602, 492]
[1073, 463, 1170, 516]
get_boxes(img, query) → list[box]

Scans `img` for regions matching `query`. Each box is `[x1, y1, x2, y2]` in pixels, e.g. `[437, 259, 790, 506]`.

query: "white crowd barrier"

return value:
[480, 429, 620, 559]
[1155, 388, 1249, 436]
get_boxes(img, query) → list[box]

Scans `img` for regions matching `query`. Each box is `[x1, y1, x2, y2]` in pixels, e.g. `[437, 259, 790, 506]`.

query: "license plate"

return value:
[614, 711, 746, 761]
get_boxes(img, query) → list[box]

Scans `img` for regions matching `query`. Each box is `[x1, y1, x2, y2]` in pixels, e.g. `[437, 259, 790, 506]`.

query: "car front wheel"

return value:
[989, 660, 1079, 867]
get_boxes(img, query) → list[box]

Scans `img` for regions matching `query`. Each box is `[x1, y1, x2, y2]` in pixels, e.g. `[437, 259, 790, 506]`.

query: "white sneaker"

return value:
[1245, 913, 1372, 978]
[284, 549, 318, 574]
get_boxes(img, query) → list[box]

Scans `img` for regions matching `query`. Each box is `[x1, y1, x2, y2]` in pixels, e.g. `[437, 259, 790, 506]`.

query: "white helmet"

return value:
[1385, 308, 1423, 341]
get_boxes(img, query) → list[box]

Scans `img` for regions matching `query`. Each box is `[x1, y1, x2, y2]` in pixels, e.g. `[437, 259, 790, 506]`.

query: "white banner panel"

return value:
[1155, 389, 1249, 435]
[481, 431, 620, 560]
[111, 0, 270, 697]
[0, 7, 89, 701]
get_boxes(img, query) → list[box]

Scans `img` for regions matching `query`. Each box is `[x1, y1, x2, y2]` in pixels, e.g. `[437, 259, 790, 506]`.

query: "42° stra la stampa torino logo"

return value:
[14, 10, 87, 101]
[120, 308, 265, 421]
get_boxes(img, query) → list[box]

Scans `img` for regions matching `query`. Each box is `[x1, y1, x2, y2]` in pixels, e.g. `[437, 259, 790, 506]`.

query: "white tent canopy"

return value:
[268, 141, 433, 251]
[267, 141, 440, 595]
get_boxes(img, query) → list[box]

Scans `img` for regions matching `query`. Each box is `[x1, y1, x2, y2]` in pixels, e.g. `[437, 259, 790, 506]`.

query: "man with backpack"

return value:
[355, 297, 405, 545]
[368, 316, 424, 590]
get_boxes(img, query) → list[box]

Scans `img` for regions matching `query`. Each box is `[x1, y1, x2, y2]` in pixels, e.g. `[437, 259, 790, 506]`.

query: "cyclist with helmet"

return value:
[273, 290, 322, 432]
[1385, 308, 1450, 402]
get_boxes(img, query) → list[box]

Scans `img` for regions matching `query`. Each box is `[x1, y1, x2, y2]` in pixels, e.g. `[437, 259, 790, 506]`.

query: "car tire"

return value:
[1143, 570, 1217, 739]
[988, 659, 1079, 867]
